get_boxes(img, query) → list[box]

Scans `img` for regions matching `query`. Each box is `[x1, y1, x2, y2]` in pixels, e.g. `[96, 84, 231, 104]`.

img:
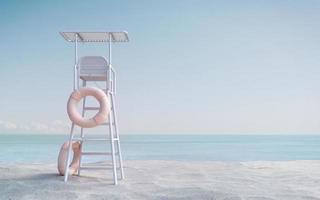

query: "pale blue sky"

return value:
[1, 0, 320, 134]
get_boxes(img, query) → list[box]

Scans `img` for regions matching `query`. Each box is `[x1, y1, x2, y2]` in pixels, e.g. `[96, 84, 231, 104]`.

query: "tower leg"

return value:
[110, 93, 124, 179]
[108, 110, 118, 185]
[78, 81, 86, 176]
[64, 123, 75, 182]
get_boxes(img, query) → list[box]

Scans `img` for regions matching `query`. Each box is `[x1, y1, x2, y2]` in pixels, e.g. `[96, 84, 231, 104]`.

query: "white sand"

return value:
[1, 160, 320, 200]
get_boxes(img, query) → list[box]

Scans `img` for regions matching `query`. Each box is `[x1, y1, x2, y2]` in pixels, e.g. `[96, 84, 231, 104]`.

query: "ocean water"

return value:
[0, 134, 320, 163]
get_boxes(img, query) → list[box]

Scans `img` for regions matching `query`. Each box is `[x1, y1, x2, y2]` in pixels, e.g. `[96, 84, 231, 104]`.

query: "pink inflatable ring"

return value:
[67, 87, 111, 128]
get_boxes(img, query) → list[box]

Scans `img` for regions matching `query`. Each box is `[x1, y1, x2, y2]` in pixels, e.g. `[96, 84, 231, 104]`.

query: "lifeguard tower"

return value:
[60, 31, 129, 185]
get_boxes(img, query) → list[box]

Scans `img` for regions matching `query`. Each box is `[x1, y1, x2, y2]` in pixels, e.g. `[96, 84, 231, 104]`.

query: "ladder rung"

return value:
[80, 166, 111, 170]
[84, 107, 99, 110]
[83, 107, 114, 110]
[85, 138, 111, 141]
[81, 152, 111, 156]
[74, 122, 115, 126]
[80, 166, 121, 170]
[80, 138, 111, 141]
[101, 122, 116, 126]
[72, 137, 82, 141]
[73, 138, 119, 142]
[81, 89, 109, 94]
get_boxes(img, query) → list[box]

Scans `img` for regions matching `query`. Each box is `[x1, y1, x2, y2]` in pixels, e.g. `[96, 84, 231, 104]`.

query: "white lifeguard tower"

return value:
[60, 31, 129, 185]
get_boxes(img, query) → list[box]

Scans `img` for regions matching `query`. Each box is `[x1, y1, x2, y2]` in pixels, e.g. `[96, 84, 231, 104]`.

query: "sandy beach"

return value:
[1, 160, 320, 200]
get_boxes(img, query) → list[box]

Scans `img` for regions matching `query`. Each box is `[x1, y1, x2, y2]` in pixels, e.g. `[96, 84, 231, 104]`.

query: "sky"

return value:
[1, 0, 320, 134]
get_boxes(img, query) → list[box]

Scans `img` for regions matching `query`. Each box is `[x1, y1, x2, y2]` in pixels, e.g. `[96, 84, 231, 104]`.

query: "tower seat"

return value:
[79, 56, 109, 81]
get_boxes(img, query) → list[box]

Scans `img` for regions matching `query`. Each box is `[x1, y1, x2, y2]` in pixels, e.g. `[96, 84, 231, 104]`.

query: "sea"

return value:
[1, 134, 320, 163]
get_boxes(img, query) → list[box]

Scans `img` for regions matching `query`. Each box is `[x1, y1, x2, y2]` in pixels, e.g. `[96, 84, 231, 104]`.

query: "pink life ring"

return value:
[67, 87, 111, 128]
[57, 141, 81, 176]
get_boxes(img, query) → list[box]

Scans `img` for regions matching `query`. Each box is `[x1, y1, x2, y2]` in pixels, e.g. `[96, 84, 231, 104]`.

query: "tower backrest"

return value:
[78, 56, 109, 76]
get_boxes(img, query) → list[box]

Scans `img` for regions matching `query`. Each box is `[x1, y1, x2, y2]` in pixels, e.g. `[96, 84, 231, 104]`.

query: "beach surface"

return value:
[1, 160, 320, 200]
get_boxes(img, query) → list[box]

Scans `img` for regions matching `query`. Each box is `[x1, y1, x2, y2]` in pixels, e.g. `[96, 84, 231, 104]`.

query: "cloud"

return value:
[0, 120, 18, 130]
[0, 120, 70, 134]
